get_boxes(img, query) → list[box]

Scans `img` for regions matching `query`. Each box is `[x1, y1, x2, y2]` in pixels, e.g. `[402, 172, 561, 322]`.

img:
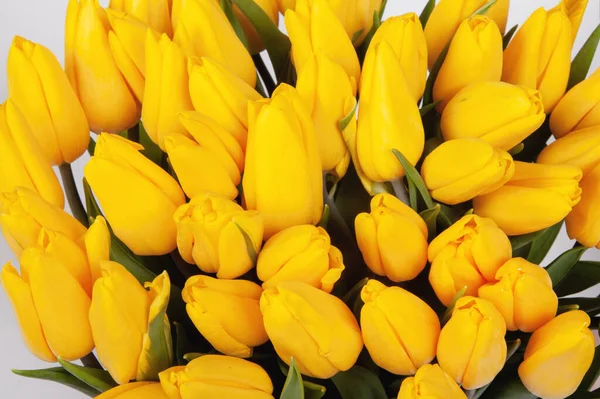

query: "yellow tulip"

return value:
[159, 355, 274, 399]
[165, 111, 244, 200]
[397, 364, 467, 399]
[66, 0, 151, 133]
[424, 0, 509, 69]
[473, 161, 582, 236]
[550, 68, 600, 139]
[0, 101, 63, 209]
[183, 276, 268, 358]
[479, 258, 558, 332]
[518, 310, 595, 399]
[257, 225, 344, 292]
[503, 6, 573, 113]
[85, 216, 112, 284]
[285, 0, 361, 86]
[109, 0, 173, 36]
[421, 139, 515, 205]
[433, 16, 503, 111]
[538, 126, 600, 175]
[441, 82, 545, 151]
[172, 0, 256, 86]
[142, 32, 193, 151]
[355, 193, 428, 282]
[84, 133, 185, 256]
[90, 262, 172, 384]
[260, 281, 363, 378]
[428, 214, 511, 306]
[7, 36, 89, 165]
[173, 193, 263, 279]
[566, 163, 600, 248]
[96, 382, 170, 399]
[296, 53, 354, 178]
[552, 0, 588, 41]
[437, 296, 507, 390]
[227, 0, 279, 54]
[188, 56, 262, 150]
[368, 13, 427, 102]
[355, 42, 424, 182]
[243, 84, 323, 239]
[360, 280, 440, 375]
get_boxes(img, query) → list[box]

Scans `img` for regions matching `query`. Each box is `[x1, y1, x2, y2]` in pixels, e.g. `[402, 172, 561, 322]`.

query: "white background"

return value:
[0, 0, 599, 397]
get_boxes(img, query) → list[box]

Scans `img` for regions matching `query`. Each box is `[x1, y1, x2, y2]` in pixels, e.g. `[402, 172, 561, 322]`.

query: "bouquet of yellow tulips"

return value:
[1, 0, 599, 398]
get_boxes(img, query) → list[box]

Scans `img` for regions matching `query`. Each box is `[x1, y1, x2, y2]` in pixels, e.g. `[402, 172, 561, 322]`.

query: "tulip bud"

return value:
[518, 310, 595, 399]
[7, 37, 90, 165]
[229, 0, 279, 54]
[260, 281, 363, 378]
[566, 163, 600, 248]
[285, 0, 361, 86]
[421, 139, 515, 205]
[243, 84, 323, 238]
[85, 216, 111, 284]
[90, 262, 173, 384]
[0, 101, 64, 209]
[166, 111, 244, 200]
[424, 0, 509, 69]
[0, 187, 85, 257]
[159, 355, 274, 398]
[84, 133, 185, 255]
[441, 82, 545, 151]
[183, 276, 268, 358]
[538, 126, 600, 175]
[398, 364, 467, 399]
[188, 57, 262, 150]
[428, 215, 511, 306]
[96, 382, 170, 399]
[296, 53, 354, 178]
[172, 0, 256, 86]
[257, 225, 344, 292]
[433, 16, 503, 111]
[503, 6, 573, 113]
[361, 280, 440, 375]
[355, 42, 424, 182]
[355, 193, 428, 282]
[109, 0, 173, 36]
[550, 68, 600, 139]
[552, 0, 588, 41]
[437, 296, 507, 390]
[368, 13, 427, 102]
[479, 258, 558, 332]
[473, 161, 582, 236]
[142, 32, 193, 151]
[174, 193, 263, 279]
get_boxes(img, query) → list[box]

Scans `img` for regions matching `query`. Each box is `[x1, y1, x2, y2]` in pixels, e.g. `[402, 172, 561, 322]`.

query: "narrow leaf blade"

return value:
[392, 149, 434, 209]
[568, 24, 600, 90]
[331, 365, 387, 399]
[13, 367, 100, 397]
[419, 0, 435, 28]
[546, 246, 588, 287]
[527, 221, 562, 264]
[57, 357, 116, 393]
[554, 261, 600, 297]
[280, 358, 305, 399]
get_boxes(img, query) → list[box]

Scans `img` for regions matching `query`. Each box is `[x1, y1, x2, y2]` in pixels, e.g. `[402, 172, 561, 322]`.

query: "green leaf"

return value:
[278, 360, 326, 399]
[510, 227, 554, 252]
[339, 102, 358, 132]
[554, 261, 600, 297]
[407, 178, 418, 211]
[139, 122, 165, 167]
[234, 221, 259, 265]
[559, 297, 600, 316]
[568, 24, 600, 90]
[12, 368, 100, 397]
[331, 365, 387, 399]
[469, 339, 522, 399]
[546, 246, 588, 287]
[317, 205, 330, 229]
[508, 143, 524, 156]
[174, 322, 188, 366]
[88, 137, 96, 156]
[479, 373, 536, 399]
[503, 24, 518, 49]
[392, 149, 433, 209]
[419, 0, 435, 28]
[440, 286, 467, 325]
[473, 0, 497, 16]
[527, 221, 562, 264]
[420, 100, 440, 117]
[419, 204, 441, 239]
[57, 357, 116, 393]
[342, 277, 369, 305]
[280, 358, 305, 399]
[220, 0, 250, 49]
[581, 345, 600, 391]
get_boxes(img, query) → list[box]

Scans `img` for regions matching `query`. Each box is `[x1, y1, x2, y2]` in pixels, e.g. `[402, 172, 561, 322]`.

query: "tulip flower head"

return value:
[566, 163, 600, 248]
[552, 0, 588, 41]
[398, 364, 467, 399]
[96, 382, 170, 399]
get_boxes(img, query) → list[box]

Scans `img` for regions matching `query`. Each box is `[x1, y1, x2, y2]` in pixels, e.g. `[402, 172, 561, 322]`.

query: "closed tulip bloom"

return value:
[503, 6, 572, 113]
[441, 82, 545, 151]
[519, 310, 595, 399]
[174, 193, 263, 279]
[437, 296, 507, 390]
[421, 139, 515, 205]
[183, 276, 268, 358]
[473, 162, 582, 236]
[7, 37, 89, 165]
[368, 13, 427, 102]
[84, 133, 185, 255]
[0, 101, 63, 209]
[260, 281, 363, 378]
[566, 164, 600, 248]
[97, 382, 169, 399]
[243, 85, 323, 238]
[165, 111, 244, 200]
[428, 214, 511, 306]
[356, 194, 428, 282]
[538, 126, 600, 175]
[188, 57, 262, 150]
[361, 280, 440, 375]
[433, 16, 503, 111]
[479, 258, 558, 332]
[550, 68, 600, 139]
[398, 364, 467, 399]
[229, 0, 279, 54]
[159, 355, 274, 399]
[257, 225, 344, 292]
[172, 0, 255, 86]
[109, 0, 173, 36]
[553, 0, 588, 40]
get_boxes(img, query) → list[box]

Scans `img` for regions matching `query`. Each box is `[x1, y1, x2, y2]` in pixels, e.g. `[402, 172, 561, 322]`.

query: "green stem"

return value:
[253, 54, 276, 95]
[80, 352, 102, 369]
[59, 163, 89, 227]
